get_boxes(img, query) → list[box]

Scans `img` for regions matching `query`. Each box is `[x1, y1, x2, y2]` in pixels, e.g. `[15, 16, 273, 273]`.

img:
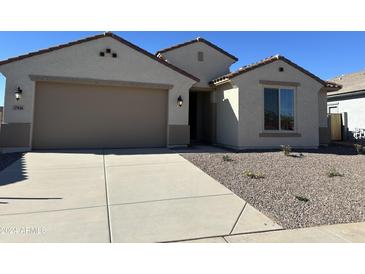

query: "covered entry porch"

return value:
[189, 89, 216, 145]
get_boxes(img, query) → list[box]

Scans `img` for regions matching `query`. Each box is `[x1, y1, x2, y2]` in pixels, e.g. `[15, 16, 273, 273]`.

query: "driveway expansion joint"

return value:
[228, 227, 285, 237]
[4, 165, 105, 172]
[229, 202, 247, 235]
[102, 149, 113, 243]
[0, 204, 107, 217]
[161, 227, 286, 243]
[320, 227, 352, 243]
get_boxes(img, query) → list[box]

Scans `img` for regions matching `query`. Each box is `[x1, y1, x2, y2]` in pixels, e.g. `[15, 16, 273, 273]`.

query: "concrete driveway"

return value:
[0, 148, 281, 242]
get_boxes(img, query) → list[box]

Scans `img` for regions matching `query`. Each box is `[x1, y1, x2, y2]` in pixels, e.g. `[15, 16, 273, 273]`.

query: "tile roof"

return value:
[328, 69, 365, 96]
[0, 32, 199, 82]
[210, 54, 341, 90]
[325, 81, 342, 89]
[156, 37, 238, 62]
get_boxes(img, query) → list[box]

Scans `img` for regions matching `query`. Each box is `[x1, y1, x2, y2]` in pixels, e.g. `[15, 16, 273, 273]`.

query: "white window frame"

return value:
[263, 86, 297, 132]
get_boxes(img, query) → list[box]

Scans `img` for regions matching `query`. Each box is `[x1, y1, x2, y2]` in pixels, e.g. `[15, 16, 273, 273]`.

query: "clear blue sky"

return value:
[1, 31, 365, 106]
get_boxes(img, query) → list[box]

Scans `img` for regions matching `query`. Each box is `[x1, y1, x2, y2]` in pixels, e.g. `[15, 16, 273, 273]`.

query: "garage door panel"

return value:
[32, 82, 167, 149]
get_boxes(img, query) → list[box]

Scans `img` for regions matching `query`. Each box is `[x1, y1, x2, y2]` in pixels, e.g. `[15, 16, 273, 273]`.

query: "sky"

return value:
[1, 31, 365, 106]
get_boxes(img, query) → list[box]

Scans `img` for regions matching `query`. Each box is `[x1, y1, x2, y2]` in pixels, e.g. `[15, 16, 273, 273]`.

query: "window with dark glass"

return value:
[280, 89, 294, 130]
[264, 88, 279, 130]
[264, 88, 294, 131]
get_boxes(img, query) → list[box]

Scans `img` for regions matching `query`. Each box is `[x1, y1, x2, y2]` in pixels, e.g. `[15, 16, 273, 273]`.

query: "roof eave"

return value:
[156, 37, 238, 62]
[209, 78, 231, 86]
[0, 32, 200, 83]
[210, 55, 330, 88]
[0, 32, 113, 67]
[324, 81, 342, 92]
[328, 89, 365, 98]
[325, 87, 342, 92]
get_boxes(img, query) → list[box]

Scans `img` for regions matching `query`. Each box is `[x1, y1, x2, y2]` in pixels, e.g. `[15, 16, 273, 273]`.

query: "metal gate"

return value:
[329, 113, 342, 141]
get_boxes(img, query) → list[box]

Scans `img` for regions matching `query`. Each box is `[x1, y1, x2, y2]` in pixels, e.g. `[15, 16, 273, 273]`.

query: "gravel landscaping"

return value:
[180, 145, 365, 229]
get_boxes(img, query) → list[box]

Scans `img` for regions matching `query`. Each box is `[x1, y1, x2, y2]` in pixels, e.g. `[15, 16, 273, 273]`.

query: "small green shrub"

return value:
[280, 144, 292, 156]
[354, 144, 364, 154]
[243, 170, 265, 179]
[295, 195, 309, 202]
[222, 155, 233, 162]
[327, 168, 344, 178]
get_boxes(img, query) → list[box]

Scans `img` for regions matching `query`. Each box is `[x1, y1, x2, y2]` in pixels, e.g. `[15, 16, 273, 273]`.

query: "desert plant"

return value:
[243, 170, 265, 179]
[222, 155, 233, 162]
[354, 144, 364, 154]
[327, 168, 344, 178]
[280, 144, 292, 156]
[295, 195, 309, 202]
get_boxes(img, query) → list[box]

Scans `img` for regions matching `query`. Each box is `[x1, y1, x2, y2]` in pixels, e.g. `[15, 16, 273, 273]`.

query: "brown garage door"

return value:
[32, 81, 168, 149]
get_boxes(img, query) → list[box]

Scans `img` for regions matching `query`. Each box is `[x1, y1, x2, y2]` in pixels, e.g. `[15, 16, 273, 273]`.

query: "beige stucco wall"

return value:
[214, 83, 240, 148]
[0, 36, 196, 148]
[318, 88, 330, 144]
[161, 42, 236, 88]
[228, 60, 323, 149]
[318, 89, 328, 127]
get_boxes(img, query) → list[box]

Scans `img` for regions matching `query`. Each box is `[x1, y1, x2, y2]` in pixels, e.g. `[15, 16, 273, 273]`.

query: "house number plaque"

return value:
[13, 105, 24, 110]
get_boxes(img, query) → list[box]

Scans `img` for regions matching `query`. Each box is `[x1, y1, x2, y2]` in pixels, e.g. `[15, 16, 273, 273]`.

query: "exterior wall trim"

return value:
[0, 123, 31, 147]
[259, 132, 302, 138]
[319, 126, 331, 145]
[167, 124, 190, 146]
[29, 75, 174, 90]
[259, 80, 300, 87]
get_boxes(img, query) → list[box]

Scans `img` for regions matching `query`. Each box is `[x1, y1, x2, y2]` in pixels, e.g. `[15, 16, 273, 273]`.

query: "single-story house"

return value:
[328, 70, 365, 140]
[0, 32, 341, 152]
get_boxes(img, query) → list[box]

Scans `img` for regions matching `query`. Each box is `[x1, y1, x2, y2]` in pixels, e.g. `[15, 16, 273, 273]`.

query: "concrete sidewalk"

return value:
[0, 149, 281, 243]
[179, 222, 365, 243]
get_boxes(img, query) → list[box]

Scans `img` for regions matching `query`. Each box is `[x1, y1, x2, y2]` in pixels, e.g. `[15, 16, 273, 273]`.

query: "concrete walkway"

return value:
[0, 149, 281, 243]
[180, 222, 365, 243]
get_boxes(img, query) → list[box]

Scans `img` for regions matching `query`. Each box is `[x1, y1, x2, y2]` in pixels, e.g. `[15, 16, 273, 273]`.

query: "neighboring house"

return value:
[328, 70, 365, 140]
[0, 32, 340, 152]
